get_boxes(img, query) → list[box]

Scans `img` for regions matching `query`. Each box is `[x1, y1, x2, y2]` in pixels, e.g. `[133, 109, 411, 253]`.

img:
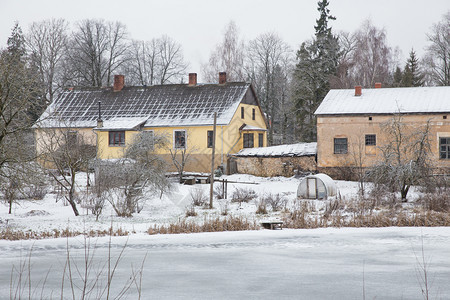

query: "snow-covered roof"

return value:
[234, 142, 317, 157]
[241, 125, 267, 131]
[35, 82, 253, 128]
[315, 86, 450, 115]
[95, 117, 148, 130]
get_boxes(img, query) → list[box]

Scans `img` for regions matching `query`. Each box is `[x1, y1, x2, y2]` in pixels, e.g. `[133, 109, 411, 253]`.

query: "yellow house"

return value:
[35, 73, 267, 173]
[315, 85, 450, 178]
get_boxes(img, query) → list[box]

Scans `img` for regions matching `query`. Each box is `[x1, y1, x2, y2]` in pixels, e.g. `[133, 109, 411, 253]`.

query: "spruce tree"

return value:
[402, 49, 424, 87]
[293, 0, 339, 142]
[392, 66, 403, 87]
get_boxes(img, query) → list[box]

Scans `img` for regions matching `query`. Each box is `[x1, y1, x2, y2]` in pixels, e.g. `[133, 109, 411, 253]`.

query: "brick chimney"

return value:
[375, 82, 382, 89]
[113, 75, 125, 92]
[219, 72, 227, 84]
[188, 73, 197, 86]
[355, 86, 362, 96]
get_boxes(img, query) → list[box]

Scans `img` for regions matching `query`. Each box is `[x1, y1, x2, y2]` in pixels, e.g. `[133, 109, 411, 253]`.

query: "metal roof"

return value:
[36, 82, 251, 128]
[315, 86, 450, 115]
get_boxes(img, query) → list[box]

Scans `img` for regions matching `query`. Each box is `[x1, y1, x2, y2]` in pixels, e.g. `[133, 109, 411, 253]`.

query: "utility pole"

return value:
[209, 112, 217, 209]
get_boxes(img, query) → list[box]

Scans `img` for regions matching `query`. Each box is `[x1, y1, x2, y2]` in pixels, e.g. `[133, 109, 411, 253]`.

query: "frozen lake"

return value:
[1, 227, 449, 299]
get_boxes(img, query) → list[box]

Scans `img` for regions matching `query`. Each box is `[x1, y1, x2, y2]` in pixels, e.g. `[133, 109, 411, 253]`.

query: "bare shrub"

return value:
[231, 187, 257, 204]
[262, 193, 287, 211]
[420, 191, 450, 212]
[255, 199, 268, 215]
[86, 193, 107, 221]
[214, 183, 225, 200]
[216, 198, 230, 215]
[190, 187, 208, 206]
[185, 204, 197, 217]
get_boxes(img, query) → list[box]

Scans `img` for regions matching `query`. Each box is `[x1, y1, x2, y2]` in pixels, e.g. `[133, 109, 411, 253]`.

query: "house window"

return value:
[174, 130, 186, 149]
[243, 133, 254, 148]
[252, 108, 256, 120]
[365, 134, 376, 146]
[334, 138, 348, 154]
[241, 107, 245, 119]
[258, 133, 264, 147]
[440, 137, 450, 159]
[207, 130, 214, 148]
[109, 131, 125, 146]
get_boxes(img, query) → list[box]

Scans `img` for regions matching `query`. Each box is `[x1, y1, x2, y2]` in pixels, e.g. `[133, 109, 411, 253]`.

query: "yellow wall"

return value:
[95, 102, 268, 172]
[317, 114, 450, 169]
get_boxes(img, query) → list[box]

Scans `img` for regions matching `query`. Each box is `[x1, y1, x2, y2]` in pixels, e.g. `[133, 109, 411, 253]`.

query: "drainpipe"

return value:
[221, 126, 224, 165]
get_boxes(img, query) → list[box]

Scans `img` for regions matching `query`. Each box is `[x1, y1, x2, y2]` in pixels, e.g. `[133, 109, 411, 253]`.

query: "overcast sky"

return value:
[1, 0, 449, 82]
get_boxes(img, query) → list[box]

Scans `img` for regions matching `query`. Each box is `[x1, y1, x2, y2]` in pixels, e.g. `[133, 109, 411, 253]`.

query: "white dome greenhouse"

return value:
[297, 173, 337, 200]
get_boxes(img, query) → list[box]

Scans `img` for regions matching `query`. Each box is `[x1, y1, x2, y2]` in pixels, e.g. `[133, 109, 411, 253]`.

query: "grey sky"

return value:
[1, 0, 449, 81]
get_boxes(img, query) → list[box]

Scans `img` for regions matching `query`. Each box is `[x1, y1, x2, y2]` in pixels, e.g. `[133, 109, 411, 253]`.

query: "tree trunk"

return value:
[401, 185, 410, 202]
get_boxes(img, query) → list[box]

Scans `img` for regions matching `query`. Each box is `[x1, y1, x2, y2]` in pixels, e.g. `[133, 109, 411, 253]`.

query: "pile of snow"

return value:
[234, 142, 317, 157]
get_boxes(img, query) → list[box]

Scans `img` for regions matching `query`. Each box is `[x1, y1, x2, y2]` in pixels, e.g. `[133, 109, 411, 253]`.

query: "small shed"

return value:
[297, 173, 337, 199]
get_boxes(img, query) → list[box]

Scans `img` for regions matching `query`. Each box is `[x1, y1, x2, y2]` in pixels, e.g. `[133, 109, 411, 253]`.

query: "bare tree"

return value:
[122, 35, 187, 86]
[26, 18, 69, 104]
[330, 31, 357, 89]
[95, 131, 170, 217]
[370, 115, 433, 201]
[202, 21, 246, 83]
[67, 19, 129, 87]
[168, 130, 197, 183]
[37, 126, 96, 216]
[349, 20, 395, 88]
[124, 39, 160, 85]
[245, 32, 293, 144]
[157, 35, 188, 84]
[423, 11, 450, 86]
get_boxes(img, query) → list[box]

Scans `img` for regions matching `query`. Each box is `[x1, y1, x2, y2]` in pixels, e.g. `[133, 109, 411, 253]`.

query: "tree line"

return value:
[1, 2, 449, 146]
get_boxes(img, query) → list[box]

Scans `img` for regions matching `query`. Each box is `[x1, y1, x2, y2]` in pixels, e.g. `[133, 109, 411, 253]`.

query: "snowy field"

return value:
[1, 173, 449, 298]
[0, 227, 449, 299]
[0, 173, 366, 235]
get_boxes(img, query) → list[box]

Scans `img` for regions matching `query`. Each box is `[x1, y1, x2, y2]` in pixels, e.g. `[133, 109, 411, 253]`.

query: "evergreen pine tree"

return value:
[402, 49, 424, 87]
[293, 0, 339, 142]
[392, 66, 403, 87]
[7, 22, 26, 62]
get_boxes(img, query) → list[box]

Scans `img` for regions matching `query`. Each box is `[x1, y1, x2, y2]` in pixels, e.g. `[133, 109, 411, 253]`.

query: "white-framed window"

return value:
[174, 130, 186, 149]
[109, 131, 125, 146]
[440, 137, 450, 159]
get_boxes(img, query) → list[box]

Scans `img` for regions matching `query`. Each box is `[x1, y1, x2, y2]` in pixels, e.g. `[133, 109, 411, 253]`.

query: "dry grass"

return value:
[283, 197, 450, 229]
[0, 227, 130, 241]
[148, 216, 259, 235]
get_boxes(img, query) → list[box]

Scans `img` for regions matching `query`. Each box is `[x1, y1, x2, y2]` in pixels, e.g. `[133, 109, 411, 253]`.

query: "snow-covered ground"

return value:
[1, 173, 448, 298]
[1, 173, 351, 234]
[1, 227, 449, 299]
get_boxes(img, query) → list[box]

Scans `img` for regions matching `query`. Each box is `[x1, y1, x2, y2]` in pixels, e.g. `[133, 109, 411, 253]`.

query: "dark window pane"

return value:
[365, 134, 376, 146]
[334, 138, 348, 154]
[207, 131, 213, 148]
[243, 133, 254, 148]
[241, 107, 244, 119]
[439, 137, 450, 159]
[258, 133, 263, 147]
[175, 131, 186, 149]
[252, 108, 256, 120]
[109, 131, 125, 146]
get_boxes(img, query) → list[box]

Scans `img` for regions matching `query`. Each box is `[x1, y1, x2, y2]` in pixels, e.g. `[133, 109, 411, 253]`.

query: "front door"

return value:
[307, 178, 316, 199]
